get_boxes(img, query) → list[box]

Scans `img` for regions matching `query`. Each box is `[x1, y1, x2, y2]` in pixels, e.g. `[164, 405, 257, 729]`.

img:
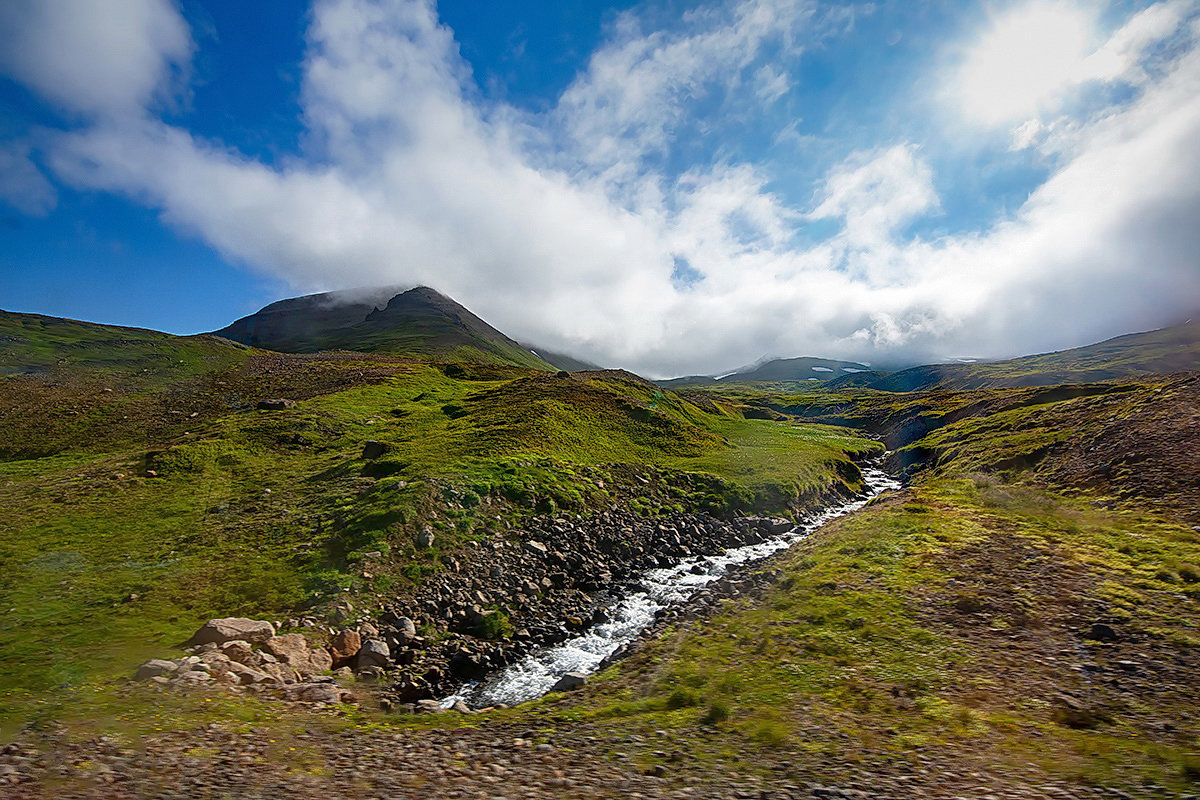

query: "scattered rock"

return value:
[549, 672, 587, 692]
[134, 659, 178, 681]
[416, 527, 436, 549]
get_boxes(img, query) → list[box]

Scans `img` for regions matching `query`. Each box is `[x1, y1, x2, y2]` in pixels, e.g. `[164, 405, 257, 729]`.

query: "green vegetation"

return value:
[0, 310, 250, 379]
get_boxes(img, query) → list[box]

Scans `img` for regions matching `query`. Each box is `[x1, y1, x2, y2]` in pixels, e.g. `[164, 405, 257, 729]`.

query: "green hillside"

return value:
[861, 319, 1200, 391]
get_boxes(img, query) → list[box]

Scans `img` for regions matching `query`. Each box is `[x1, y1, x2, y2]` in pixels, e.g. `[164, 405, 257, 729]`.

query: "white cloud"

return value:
[0, 0, 192, 118]
[753, 65, 790, 103]
[4, 0, 1200, 378]
[809, 145, 939, 253]
[951, 0, 1193, 127]
[554, 0, 814, 185]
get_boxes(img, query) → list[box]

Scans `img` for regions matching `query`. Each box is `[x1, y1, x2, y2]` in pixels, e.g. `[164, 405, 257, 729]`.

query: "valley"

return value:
[0, 289, 1198, 799]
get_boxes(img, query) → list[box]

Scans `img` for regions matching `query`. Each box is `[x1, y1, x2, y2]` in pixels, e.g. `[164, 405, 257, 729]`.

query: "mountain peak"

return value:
[213, 286, 552, 369]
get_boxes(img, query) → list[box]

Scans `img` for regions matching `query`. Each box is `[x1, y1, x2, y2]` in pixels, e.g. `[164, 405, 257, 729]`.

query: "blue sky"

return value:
[1, 0, 1198, 377]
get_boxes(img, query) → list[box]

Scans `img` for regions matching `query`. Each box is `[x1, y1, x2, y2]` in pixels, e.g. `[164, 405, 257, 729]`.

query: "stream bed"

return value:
[444, 467, 900, 708]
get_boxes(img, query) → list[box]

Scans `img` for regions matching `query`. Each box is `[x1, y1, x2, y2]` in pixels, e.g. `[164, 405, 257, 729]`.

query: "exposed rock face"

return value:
[187, 618, 276, 646]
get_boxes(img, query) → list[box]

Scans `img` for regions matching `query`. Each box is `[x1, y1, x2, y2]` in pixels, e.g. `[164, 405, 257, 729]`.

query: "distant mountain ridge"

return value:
[658, 356, 872, 387]
[214, 286, 554, 369]
[838, 319, 1200, 392]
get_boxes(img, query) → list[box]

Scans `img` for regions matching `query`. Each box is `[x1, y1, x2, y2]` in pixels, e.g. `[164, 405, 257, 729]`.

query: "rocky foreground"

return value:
[0, 716, 1174, 800]
[133, 507, 807, 710]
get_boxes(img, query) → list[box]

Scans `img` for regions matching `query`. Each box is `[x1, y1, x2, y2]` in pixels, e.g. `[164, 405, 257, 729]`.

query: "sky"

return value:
[1, 0, 1198, 378]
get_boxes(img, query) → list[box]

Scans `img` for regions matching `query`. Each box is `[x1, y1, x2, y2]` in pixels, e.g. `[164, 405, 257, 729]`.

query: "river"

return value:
[443, 467, 900, 708]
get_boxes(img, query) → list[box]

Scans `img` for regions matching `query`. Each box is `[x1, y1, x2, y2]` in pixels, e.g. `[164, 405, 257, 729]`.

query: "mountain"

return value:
[658, 356, 872, 387]
[854, 319, 1200, 392]
[214, 286, 554, 369]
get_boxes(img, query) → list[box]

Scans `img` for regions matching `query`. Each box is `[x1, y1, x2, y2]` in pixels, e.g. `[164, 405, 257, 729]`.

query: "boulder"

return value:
[177, 670, 213, 684]
[256, 398, 295, 410]
[329, 629, 362, 666]
[416, 527, 436, 549]
[188, 618, 276, 647]
[259, 661, 298, 684]
[134, 659, 178, 681]
[357, 639, 391, 671]
[1086, 622, 1119, 642]
[549, 672, 587, 692]
[393, 617, 417, 639]
[225, 662, 275, 686]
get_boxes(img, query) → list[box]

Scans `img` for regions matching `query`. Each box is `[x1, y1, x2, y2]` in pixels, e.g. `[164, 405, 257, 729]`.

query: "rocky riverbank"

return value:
[134, 481, 875, 711]
[367, 508, 806, 707]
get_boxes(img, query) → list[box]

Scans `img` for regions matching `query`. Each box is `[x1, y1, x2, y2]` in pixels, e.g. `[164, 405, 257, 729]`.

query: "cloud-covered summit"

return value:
[1, 0, 1198, 378]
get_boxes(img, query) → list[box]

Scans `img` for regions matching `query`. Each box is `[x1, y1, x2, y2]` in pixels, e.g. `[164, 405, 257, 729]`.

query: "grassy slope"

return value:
[734, 375, 1200, 522]
[0, 310, 249, 378]
[0, 353, 879, 706]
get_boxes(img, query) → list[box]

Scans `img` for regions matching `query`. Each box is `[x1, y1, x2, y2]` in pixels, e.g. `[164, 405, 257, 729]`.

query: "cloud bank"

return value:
[2, 0, 1199, 377]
